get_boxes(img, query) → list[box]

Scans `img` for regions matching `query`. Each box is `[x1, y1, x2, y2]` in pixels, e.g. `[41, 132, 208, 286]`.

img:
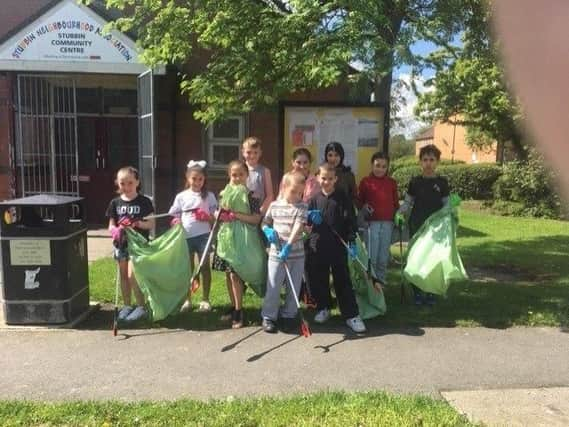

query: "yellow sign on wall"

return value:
[283, 106, 385, 184]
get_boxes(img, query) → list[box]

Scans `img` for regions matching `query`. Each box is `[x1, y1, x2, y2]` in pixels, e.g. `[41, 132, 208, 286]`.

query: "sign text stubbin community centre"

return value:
[11, 20, 133, 62]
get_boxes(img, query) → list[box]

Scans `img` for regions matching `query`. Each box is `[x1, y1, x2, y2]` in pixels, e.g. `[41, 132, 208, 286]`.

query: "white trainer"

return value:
[198, 301, 212, 312]
[179, 299, 192, 313]
[314, 308, 330, 324]
[125, 306, 147, 322]
[117, 305, 134, 321]
[346, 316, 366, 333]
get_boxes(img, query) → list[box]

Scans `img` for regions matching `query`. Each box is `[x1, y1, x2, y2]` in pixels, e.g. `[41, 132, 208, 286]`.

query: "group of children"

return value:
[106, 136, 450, 331]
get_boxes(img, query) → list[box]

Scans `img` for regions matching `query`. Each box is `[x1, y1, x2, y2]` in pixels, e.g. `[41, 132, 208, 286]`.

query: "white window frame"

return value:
[206, 115, 245, 169]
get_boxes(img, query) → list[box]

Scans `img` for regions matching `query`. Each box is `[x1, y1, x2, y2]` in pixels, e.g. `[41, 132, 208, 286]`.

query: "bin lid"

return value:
[0, 195, 84, 206]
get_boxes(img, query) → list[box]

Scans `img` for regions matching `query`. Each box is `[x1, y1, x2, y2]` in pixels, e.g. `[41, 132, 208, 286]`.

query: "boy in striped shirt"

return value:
[261, 172, 308, 333]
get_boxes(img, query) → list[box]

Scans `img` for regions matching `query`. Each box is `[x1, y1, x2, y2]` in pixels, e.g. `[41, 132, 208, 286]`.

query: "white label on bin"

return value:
[24, 268, 41, 289]
[10, 240, 51, 265]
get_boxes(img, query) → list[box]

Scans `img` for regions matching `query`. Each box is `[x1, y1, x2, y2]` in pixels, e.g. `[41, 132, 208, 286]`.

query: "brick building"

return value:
[0, 0, 384, 225]
[415, 120, 500, 164]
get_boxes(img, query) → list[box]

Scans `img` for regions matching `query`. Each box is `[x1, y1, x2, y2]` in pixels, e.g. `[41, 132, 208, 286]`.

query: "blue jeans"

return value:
[366, 221, 394, 284]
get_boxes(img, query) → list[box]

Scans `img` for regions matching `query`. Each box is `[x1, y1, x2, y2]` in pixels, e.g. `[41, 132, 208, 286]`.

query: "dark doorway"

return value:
[77, 116, 138, 225]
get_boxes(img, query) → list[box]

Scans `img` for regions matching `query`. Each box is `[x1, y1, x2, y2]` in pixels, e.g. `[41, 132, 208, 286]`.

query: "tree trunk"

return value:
[510, 127, 527, 160]
[376, 72, 393, 154]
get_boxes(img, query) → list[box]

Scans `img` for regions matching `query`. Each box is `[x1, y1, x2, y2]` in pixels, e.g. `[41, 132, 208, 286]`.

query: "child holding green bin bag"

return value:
[212, 160, 267, 329]
[395, 144, 451, 306]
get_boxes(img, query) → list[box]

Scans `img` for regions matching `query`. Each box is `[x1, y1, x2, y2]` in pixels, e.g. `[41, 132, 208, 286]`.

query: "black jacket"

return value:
[307, 189, 357, 252]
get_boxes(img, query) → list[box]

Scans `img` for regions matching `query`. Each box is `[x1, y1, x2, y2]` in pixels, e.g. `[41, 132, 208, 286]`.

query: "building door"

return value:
[14, 74, 139, 225]
[75, 83, 138, 225]
[137, 70, 155, 201]
[76, 117, 138, 224]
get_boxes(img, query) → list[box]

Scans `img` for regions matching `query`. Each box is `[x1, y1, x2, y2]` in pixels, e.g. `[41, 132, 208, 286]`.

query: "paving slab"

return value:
[0, 325, 568, 402]
[442, 387, 569, 427]
[87, 228, 112, 262]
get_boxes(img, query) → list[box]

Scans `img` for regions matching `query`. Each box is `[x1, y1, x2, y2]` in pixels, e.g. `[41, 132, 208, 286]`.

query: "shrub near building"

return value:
[392, 163, 502, 200]
[492, 150, 562, 219]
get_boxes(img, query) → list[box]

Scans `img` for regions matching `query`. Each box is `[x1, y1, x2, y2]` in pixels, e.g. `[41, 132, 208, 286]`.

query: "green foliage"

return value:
[392, 163, 501, 199]
[416, 0, 525, 157]
[96, 0, 473, 124]
[493, 150, 562, 218]
[389, 134, 415, 159]
[390, 155, 462, 173]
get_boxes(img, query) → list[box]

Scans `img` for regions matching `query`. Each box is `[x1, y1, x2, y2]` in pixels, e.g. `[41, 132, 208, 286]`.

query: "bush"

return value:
[390, 155, 463, 173]
[391, 163, 502, 200]
[492, 150, 562, 218]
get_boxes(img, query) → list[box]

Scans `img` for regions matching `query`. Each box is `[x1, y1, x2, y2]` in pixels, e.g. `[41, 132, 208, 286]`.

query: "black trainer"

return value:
[262, 318, 277, 333]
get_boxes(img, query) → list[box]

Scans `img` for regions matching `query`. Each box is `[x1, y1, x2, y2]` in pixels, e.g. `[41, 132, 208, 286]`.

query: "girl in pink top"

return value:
[278, 148, 320, 203]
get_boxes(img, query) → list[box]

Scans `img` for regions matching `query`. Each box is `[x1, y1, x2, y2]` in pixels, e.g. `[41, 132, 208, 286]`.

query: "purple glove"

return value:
[110, 225, 122, 242]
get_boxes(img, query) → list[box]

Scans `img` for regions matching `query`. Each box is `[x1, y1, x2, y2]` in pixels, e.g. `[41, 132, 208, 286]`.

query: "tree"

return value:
[389, 133, 415, 159]
[416, 0, 525, 159]
[98, 0, 469, 147]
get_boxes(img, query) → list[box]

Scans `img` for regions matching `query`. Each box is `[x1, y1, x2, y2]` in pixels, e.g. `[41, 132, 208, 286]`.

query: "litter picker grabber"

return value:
[398, 224, 406, 304]
[283, 263, 312, 337]
[364, 227, 385, 294]
[300, 274, 317, 309]
[112, 263, 120, 337]
[188, 208, 225, 295]
[330, 228, 383, 293]
[274, 234, 311, 337]
[115, 208, 199, 229]
[141, 207, 199, 221]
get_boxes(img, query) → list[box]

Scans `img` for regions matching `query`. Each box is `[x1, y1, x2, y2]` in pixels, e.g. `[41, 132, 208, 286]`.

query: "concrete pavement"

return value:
[443, 387, 569, 427]
[1, 325, 568, 402]
[87, 228, 112, 262]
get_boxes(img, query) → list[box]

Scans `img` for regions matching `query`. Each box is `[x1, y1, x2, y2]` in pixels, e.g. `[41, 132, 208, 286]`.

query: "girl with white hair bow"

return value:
[168, 160, 218, 313]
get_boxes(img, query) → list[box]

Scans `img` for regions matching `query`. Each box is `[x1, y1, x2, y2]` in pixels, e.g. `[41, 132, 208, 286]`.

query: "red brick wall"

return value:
[148, 62, 366, 219]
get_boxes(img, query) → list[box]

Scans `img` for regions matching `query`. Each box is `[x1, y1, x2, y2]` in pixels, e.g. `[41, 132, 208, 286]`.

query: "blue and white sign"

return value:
[0, 0, 149, 74]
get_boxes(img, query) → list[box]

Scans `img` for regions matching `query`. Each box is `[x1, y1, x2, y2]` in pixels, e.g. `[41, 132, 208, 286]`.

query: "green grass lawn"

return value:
[88, 208, 569, 329]
[0, 391, 475, 427]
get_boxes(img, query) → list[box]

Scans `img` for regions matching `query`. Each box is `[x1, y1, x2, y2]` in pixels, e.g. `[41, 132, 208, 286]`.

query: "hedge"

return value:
[390, 155, 463, 173]
[391, 163, 502, 200]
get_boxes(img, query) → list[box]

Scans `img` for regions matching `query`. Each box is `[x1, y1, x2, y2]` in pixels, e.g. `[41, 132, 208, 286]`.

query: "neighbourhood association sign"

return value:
[0, 0, 139, 65]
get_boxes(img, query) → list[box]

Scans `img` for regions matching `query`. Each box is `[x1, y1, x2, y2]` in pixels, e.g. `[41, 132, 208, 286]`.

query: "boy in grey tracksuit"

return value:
[261, 172, 307, 333]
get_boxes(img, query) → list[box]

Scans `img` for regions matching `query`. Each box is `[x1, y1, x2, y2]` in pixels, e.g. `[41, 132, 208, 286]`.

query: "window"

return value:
[206, 116, 244, 169]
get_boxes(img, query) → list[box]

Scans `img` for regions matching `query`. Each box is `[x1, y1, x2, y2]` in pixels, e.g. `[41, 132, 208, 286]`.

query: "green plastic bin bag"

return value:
[350, 236, 387, 319]
[403, 198, 468, 296]
[126, 224, 190, 321]
[216, 183, 267, 297]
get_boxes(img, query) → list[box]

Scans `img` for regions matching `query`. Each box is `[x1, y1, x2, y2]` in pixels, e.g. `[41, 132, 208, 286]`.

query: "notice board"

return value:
[283, 106, 385, 183]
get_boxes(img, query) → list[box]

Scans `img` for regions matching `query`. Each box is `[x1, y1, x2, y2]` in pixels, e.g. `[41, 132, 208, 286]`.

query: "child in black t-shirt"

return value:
[106, 166, 155, 322]
[395, 144, 450, 305]
[306, 163, 366, 334]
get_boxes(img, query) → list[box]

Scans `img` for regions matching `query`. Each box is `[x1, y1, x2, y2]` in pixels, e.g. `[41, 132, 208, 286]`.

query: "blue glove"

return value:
[348, 242, 358, 259]
[277, 243, 292, 261]
[262, 225, 279, 244]
[307, 209, 323, 225]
